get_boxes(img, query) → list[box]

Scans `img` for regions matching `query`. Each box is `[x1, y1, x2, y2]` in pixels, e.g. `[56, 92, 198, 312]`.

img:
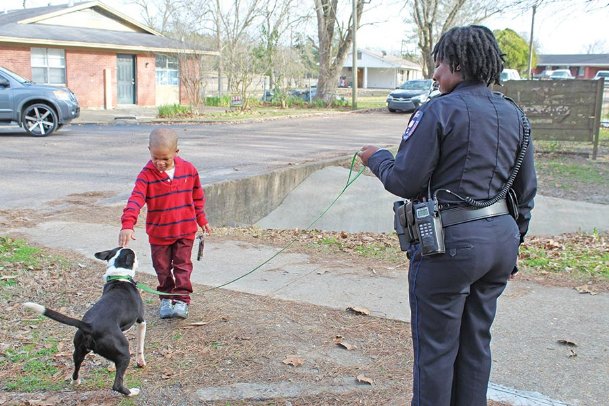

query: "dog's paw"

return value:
[71, 378, 81, 386]
[127, 388, 140, 397]
[136, 358, 146, 368]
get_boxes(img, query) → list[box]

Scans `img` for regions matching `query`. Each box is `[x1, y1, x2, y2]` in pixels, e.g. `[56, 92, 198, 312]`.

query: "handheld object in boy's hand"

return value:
[197, 235, 204, 261]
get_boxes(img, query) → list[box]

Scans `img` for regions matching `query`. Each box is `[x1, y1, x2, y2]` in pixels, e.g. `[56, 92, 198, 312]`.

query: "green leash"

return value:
[105, 275, 181, 296]
[202, 152, 366, 292]
[136, 282, 182, 296]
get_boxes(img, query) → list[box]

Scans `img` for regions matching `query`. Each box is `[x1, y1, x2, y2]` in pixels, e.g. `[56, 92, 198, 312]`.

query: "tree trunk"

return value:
[314, 0, 364, 103]
[215, 0, 224, 96]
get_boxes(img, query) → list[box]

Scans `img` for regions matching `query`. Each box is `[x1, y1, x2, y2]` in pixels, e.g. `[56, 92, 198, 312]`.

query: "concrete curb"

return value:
[72, 107, 384, 126]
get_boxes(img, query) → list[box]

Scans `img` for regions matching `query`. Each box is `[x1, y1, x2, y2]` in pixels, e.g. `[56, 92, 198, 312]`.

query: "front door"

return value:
[117, 54, 136, 104]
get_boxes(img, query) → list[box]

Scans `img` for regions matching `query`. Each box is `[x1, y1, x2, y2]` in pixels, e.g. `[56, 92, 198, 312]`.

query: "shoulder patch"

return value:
[402, 110, 424, 141]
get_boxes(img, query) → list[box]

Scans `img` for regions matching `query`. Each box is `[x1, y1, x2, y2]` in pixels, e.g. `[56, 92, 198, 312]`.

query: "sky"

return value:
[4, 0, 609, 55]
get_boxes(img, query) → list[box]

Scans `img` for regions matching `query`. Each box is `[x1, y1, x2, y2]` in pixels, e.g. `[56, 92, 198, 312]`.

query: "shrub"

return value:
[157, 104, 192, 118]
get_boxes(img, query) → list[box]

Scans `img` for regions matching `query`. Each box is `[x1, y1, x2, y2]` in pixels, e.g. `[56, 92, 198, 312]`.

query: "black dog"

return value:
[24, 247, 146, 396]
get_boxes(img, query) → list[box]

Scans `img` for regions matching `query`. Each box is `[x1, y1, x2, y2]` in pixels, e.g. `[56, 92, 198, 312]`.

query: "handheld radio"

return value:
[412, 199, 445, 256]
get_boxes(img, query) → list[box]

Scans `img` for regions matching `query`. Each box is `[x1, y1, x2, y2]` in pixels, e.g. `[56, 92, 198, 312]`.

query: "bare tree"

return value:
[130, 0, 181, 33]
[584, 39, 608, 54]
[213, 0, 263, 96]
[258, 0, 302, 92]
[405, 0, 534, 77]
[174, 45, 218, 112]
[313, 0, 365, 103]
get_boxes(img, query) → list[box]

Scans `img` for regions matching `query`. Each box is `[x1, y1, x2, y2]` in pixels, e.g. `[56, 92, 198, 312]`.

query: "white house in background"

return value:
[342, 49, 423, 89]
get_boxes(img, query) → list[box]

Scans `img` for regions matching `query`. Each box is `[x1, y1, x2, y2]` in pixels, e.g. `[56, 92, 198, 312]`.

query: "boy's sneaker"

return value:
[173, 300, 189, 319]
[159, 299, 174, 319]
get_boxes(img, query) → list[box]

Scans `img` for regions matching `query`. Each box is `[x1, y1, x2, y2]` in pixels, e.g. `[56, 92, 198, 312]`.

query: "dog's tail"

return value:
[23, 302, 92, 334]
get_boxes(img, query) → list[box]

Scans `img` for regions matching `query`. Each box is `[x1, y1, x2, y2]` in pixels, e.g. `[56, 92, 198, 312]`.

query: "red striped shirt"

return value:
[121, 156, 208, 245]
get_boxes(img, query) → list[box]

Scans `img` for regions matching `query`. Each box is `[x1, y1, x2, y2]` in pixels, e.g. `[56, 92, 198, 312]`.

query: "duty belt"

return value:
[440, 199, 509, 227]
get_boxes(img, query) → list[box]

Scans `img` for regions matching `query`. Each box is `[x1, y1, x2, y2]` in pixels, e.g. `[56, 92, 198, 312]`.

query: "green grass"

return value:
[0, 236, 41, 266]
[310, 233, 404, 262]
[520, 231, 609, 279]
[353, 242, 401, 259]
[159, 94, 386, 119]
[2, 331, 142, 392]
[535, 154, 609, 194]
[353, 96, 387, 109]
[158, 103, 193, 117]
[205, 95, 232, 107]
[2, 337, 64, 392]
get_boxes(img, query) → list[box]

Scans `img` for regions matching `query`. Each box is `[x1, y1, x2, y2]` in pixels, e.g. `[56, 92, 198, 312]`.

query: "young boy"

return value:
[119, 128, 211, 319]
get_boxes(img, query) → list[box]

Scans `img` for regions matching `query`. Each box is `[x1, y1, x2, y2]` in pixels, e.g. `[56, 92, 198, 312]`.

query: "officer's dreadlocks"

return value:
[432, 25, 505, 86]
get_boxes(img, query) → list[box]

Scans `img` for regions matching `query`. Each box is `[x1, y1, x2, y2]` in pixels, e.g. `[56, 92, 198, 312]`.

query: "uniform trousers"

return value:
[150, 238, 195, 304]
[407, 214, 520, 406]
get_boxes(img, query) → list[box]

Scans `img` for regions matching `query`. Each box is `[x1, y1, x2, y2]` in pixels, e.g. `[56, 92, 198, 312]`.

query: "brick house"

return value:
[534, 54, 609, 79]
[0, 1, 217, 109]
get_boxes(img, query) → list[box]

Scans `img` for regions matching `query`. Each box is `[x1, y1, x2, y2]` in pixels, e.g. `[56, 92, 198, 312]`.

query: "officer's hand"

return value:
[357, 145, 380, 166]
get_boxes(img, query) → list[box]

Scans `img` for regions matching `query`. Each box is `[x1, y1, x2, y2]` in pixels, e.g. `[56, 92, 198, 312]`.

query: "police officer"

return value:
[358, 25, 537, 406]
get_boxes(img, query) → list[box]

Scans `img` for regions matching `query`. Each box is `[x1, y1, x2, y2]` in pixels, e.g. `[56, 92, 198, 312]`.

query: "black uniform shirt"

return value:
[368, 80, 537, 240]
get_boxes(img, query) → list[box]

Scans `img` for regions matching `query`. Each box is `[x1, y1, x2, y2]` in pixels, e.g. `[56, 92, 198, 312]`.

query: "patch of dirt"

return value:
[0, 243, 513, 406]
[534, 151, 609, 204]
[1, 244, 411, 405]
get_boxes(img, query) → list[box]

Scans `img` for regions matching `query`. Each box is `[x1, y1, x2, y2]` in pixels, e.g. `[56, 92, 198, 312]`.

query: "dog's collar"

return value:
[105, 275, 135, 284]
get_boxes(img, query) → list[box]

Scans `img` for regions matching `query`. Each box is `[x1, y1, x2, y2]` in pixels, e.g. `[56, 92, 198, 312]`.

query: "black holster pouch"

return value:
[507, 188, 519, 221]
[393, 201, 410, 251]
[393, 200, 417, 251]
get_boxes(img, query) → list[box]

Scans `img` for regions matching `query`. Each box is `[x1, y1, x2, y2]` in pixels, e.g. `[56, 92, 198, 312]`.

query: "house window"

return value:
[31, 48, 66, 85]
[357, 51, 362, 60]
[156, 55, 179, 86]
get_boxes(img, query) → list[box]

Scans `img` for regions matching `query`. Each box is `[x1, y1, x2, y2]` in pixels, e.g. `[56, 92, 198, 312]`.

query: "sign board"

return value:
[230, 95, 242, 108]
[496, 80, 604, 158]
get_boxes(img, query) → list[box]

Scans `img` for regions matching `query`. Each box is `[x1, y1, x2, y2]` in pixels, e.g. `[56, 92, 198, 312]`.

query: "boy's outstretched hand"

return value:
[119, 229, 136, 247]
[202, 223, 212, 235]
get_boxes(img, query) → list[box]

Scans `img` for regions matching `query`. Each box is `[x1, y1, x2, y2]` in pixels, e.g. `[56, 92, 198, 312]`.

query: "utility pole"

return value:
[351, 0, 357, 110]
[527, 5, 537, 79]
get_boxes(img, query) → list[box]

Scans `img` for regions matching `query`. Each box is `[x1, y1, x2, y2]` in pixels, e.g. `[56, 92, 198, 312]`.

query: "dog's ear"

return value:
[94, 247, 121, 262]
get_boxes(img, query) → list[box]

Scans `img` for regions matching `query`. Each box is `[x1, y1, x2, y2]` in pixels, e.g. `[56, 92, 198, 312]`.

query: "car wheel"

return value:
[388, 108, 396, 113]
[22, 103, 58, 137]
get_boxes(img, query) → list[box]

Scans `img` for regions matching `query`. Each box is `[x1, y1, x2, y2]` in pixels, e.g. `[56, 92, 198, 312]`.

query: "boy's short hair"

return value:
[149, 128, 178, 150]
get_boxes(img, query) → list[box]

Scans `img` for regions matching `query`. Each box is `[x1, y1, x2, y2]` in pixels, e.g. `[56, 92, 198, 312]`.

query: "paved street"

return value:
[0, 110, 408, 209]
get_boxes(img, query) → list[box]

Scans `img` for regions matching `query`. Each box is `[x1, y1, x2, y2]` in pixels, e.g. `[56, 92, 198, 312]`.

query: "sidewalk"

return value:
[72, 106, 161, 125]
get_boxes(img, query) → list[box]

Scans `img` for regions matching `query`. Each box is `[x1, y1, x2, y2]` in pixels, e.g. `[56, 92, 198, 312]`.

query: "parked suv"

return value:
[0, 66, 80, 136]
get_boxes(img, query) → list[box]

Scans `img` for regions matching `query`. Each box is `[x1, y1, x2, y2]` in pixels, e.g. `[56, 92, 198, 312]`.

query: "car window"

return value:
[0, 67, 29, 84]
[400, 80, 432, 90]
